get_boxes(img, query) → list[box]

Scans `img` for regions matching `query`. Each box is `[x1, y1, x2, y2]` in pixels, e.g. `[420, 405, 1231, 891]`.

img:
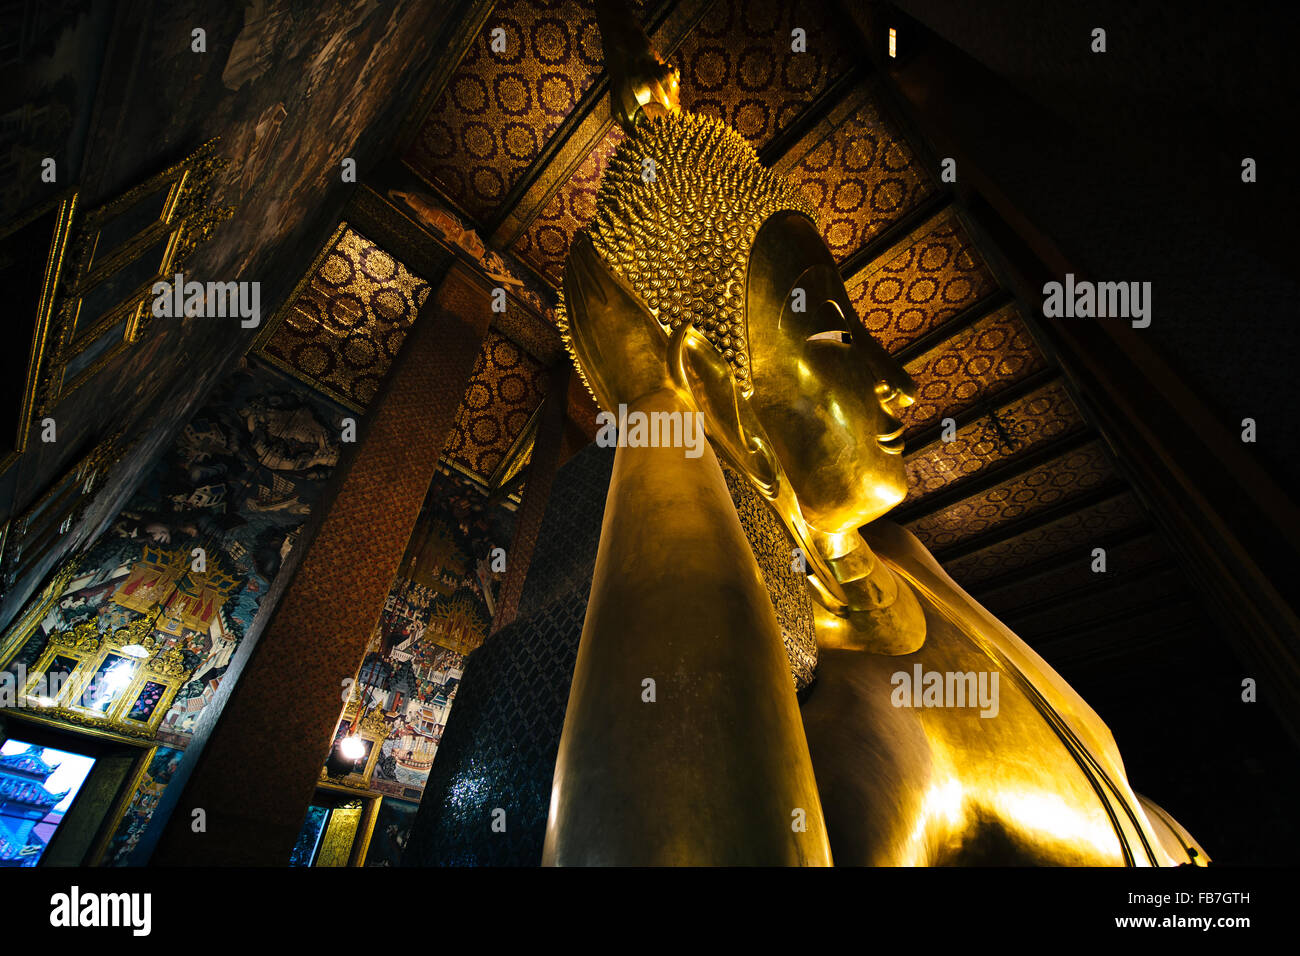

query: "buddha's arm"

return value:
[543, 387, 831, 865]
[861, 521, 1123, 767]
[549, 238, 830, 864]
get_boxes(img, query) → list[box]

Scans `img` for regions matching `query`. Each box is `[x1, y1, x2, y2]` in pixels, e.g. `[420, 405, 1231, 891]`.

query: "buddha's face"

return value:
[744, 212, 916, 535]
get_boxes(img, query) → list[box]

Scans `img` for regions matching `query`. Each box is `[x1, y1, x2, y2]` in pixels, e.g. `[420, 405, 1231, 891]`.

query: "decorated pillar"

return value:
[489, 362, 572, 634]
[151, 262, 495, 866]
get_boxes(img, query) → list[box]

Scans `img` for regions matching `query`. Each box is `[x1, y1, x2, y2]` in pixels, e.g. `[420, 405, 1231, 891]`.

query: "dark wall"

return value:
[883, 0, 1300, 486]
[868, 0, 1300, 863]
[406, 443, 615, 866]
[1, 0, 456, 628]
[1068, 629, 1300, 865]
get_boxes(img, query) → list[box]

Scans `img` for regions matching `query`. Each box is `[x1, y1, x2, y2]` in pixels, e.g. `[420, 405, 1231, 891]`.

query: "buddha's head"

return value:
[561, 112, 916, 543]
[745, 206, 917, 535]
[563, 2, 925, 648]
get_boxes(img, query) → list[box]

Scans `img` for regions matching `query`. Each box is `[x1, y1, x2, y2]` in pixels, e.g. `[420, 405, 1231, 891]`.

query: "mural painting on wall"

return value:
[2, 359, 346, 746]
[325, 466, 516, 801]
[100, 746, 184, 866]
[364, 797, 419, 867]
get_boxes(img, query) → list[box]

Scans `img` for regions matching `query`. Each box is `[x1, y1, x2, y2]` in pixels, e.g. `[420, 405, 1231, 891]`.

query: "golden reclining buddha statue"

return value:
[543, 0, 1205, 866]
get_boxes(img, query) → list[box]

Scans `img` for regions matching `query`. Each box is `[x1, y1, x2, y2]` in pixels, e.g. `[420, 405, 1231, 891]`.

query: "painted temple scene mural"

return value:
[0, 0, 1297, 900]
[2, 363, 345, 744]
[99, 746, 184, 867]
[323, 467, 517, 802]
[1, 359, 347, 864]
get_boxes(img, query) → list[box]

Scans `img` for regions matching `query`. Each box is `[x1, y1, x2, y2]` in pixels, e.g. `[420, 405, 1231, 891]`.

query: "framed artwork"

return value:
[321, 705, 388, 790]
[0, 193, 77, 471]
[37, 139, 233, 409]
[290, 786, 381, 867]
[0, 140, 233, 478]
[10, 617, 189, 739]
[0, 736, 99, 867]
[0, 712, 157, 867]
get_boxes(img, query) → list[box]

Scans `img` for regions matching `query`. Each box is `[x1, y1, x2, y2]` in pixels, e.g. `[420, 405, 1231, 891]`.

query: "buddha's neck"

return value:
[808, 525, 927, 654]
[809, 528, 900, 611]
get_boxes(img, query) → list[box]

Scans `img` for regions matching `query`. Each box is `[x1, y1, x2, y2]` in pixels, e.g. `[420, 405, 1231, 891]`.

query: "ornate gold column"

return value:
[543, 387, 832, 866]
[151, 262, 493, 866]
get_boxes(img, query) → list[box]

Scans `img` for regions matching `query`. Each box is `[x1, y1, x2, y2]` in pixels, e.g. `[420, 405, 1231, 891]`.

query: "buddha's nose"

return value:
[874, 367, 916, 418]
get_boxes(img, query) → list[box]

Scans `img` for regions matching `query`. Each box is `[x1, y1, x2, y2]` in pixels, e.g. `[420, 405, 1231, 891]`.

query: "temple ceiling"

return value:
[271, 0, 1187, 661]
[442, 329, 548, 485]
[254, 226, 433, 411]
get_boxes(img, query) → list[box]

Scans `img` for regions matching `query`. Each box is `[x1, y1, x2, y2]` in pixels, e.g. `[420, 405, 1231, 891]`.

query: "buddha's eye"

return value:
[807, 329, 853, 345]
[805, 298, 853, 345]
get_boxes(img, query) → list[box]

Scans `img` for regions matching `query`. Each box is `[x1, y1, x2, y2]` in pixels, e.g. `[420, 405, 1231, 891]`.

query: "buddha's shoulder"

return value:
[863, 517, 1133, 787]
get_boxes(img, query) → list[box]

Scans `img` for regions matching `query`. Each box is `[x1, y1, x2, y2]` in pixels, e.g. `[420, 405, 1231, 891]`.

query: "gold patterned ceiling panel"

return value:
[256, 226, 430, 410]
[902, 380, 1087, 504]
[899, 302, 1048, 436]
[675, 0, 853, 150]
[905, 440, 1117, 551]
[784, 86, 939, 263]
[443, 329, 548, 481]
[505, 0, 860, 293]
[846, 208, 998, 355]
[512, 125, 626, 285]
[977, 533, 1173, 614]
[940, 492, 1146, 587]
[405, 0, 644, 223]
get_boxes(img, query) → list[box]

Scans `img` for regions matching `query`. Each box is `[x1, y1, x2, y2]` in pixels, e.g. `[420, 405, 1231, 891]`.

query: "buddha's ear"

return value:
[668, 322, 778, 495]
[562, 234, 673, 410]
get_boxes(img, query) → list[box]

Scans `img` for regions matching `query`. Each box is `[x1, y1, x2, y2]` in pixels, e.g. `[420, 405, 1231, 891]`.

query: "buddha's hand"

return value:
[561, 233, 678, 410]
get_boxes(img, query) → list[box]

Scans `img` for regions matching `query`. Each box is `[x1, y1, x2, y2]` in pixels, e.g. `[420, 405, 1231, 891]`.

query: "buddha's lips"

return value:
[877, 424, 906, 454]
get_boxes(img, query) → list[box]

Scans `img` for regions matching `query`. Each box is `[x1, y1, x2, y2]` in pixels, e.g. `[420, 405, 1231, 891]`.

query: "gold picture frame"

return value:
[37, 139, 233, 411]
[0, 140, 233, 482]
[306, 783, 382, 867]
[13, 617, 188, 739]
[0, 191, 78, 474]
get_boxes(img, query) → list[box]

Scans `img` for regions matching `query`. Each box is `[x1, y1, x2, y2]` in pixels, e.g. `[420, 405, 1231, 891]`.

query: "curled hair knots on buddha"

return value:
[557, 111, 817, 394]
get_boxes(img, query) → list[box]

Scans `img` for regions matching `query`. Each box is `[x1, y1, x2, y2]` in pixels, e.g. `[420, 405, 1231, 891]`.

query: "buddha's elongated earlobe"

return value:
[668, 322, 775, 493]
[668, 320, 851, 610]
[560, 234, 677, 411]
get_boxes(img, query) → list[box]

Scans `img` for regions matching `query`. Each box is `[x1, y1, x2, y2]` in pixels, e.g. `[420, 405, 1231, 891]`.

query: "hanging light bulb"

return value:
[336, 668, 371, 766]
[338, 734, 366, 761]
